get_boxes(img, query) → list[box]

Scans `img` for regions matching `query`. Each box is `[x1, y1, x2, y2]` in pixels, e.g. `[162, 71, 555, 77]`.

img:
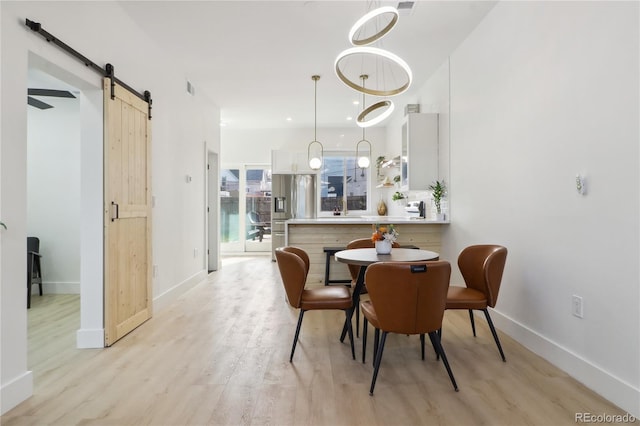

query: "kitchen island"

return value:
[284, 217, 448, 285]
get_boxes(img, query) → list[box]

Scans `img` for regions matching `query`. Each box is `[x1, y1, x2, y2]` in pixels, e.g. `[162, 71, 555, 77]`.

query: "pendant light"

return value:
[355, 74, 372, 169]
[308, 75, 323, 171]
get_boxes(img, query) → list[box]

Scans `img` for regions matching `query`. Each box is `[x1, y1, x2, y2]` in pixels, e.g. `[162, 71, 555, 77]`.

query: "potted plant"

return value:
[428, 180, 446, 220]
[391, 191, 405, 203]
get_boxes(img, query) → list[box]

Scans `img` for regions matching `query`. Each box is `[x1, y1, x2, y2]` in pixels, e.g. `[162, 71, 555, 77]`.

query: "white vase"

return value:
[375, 239, 392, 255]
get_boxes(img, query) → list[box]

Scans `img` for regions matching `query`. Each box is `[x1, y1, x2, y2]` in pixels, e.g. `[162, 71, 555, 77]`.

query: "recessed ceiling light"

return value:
[346, 116, 353, 121]
[286, 117, 292, 121]
[353, 100, 359, 105]
[220, 121, 227, 127]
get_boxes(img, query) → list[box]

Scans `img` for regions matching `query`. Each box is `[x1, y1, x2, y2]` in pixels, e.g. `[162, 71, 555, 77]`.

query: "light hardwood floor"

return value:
[3, 255, 631, 425]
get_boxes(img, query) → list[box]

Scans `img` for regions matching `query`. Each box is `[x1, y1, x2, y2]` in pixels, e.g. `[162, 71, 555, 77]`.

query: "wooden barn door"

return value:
[103, 78, 152, 346]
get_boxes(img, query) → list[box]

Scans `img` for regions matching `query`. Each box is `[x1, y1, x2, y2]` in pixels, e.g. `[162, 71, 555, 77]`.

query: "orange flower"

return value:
[371, 223, 399, 243]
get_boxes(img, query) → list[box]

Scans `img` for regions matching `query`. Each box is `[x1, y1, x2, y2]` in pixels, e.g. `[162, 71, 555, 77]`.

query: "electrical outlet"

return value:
[572, 295, 583, 318]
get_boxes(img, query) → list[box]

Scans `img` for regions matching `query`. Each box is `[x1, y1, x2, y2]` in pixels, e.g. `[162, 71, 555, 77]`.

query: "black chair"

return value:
[27, 237, 43, 309]
[247, 211, 271, 242]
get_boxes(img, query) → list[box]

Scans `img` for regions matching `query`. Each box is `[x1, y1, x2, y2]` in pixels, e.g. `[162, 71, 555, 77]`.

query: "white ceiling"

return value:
[31, 1, 497, 129]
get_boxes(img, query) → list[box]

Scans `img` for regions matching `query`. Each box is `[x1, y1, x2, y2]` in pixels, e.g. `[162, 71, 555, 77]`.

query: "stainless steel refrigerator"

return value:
[271, 174, 316, 260]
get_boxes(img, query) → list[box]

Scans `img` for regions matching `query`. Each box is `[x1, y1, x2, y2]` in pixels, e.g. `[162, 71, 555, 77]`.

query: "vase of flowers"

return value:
[371, 223, 398, 254]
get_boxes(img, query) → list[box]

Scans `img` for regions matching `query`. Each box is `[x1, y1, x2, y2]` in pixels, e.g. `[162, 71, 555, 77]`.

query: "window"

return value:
[319, 152, 369, 214]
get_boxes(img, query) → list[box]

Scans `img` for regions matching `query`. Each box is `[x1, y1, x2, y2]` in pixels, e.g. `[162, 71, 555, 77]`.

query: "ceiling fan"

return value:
[27, 88, 76, 110]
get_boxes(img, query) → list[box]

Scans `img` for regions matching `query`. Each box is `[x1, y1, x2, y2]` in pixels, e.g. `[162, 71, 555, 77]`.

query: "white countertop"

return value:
[286, 216, 449, 225]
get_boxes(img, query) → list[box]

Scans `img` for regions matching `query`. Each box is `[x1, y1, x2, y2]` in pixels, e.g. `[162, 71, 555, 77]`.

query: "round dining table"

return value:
[334, 247, 440, 342]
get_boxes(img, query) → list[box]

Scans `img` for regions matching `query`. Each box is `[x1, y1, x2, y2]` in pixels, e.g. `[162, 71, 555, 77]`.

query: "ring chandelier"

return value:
[334, 5, 412, 127]
[334, 46, 412, 97]
[348, 6, 399, 46]
[357, 100, 395, 128]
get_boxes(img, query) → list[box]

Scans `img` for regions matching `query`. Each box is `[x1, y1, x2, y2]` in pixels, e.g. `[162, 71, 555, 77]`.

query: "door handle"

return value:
[111, 201, 119, 222]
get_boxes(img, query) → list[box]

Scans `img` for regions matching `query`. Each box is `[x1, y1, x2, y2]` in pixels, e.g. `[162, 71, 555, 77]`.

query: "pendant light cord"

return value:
[312, 75, 320, 141]
[361, 76, 366, 140]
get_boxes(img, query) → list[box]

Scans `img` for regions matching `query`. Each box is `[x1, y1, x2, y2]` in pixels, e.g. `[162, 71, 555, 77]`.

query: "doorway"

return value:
[27, 53, 105, 350]
[26, 67, 82, 365]
[220, 164, 272, 253]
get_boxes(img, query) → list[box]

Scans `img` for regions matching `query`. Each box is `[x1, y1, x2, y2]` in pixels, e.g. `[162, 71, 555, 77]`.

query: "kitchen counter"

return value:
[284, 218, 447, 284]
[286, 216, 449, 225]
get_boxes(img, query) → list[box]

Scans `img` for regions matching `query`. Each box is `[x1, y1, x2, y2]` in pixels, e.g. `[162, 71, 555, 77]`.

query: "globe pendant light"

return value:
[355, 74, 372, 169]
[307, 75, 323, 171]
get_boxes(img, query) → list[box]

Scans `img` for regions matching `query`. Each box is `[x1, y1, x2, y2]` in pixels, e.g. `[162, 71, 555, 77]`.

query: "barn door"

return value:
[103, 78, 152, 346]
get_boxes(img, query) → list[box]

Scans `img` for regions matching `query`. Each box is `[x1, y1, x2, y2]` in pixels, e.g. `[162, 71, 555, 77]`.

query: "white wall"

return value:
[1, 1, 220, 413]
[222, 126, 386, 165]
[27, 96, 81, 293]
[439, 1, 638, 416]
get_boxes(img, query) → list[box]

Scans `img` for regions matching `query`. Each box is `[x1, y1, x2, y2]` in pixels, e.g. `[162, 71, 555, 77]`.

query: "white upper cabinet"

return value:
[271, 150, 318, 174]
[401, 113, 439, 191]
[271, 150, 295, 174]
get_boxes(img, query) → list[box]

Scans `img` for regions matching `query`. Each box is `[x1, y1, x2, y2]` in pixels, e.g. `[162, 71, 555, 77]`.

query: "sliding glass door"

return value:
[220, 165, 271, 253]
[245, 166, 271, 252]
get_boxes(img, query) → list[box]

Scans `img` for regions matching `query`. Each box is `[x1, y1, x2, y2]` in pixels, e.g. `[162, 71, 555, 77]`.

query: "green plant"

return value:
[428, 180, 446, 214]
[393, 175, 401, 184]
[375, 156, 386, 178]
[0, 221, 6, 230]
[391, 191, 405, 201]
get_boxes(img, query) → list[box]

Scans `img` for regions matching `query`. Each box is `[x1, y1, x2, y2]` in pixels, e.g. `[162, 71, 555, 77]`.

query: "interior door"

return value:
[103, 78, 152, 346]
[207, 151, 219, 272]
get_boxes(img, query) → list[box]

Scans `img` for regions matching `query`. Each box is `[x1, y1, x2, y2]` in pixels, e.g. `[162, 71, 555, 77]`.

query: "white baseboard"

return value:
[76, 328, 105, 348]
[0, 371, 33, 415]
[489, 308, 640, 418]
[153, 269, 208, 312]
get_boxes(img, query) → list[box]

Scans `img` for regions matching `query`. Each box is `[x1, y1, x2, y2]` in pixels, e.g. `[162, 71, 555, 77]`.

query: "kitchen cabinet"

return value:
[271, 150, 295, 174]
[401, 113, 438, 191]
[271, 150, 318, 174]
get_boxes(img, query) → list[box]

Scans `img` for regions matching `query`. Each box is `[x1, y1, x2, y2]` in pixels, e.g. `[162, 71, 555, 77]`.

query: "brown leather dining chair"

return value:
[360, 261, 458, 395]
[346, 237, 400, 336]
[275, 246, 355, 362]
[444, 245, 508, 361]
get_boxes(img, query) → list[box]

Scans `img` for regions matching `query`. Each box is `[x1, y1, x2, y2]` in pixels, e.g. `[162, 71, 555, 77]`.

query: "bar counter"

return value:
[284, 217, 448, 284]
